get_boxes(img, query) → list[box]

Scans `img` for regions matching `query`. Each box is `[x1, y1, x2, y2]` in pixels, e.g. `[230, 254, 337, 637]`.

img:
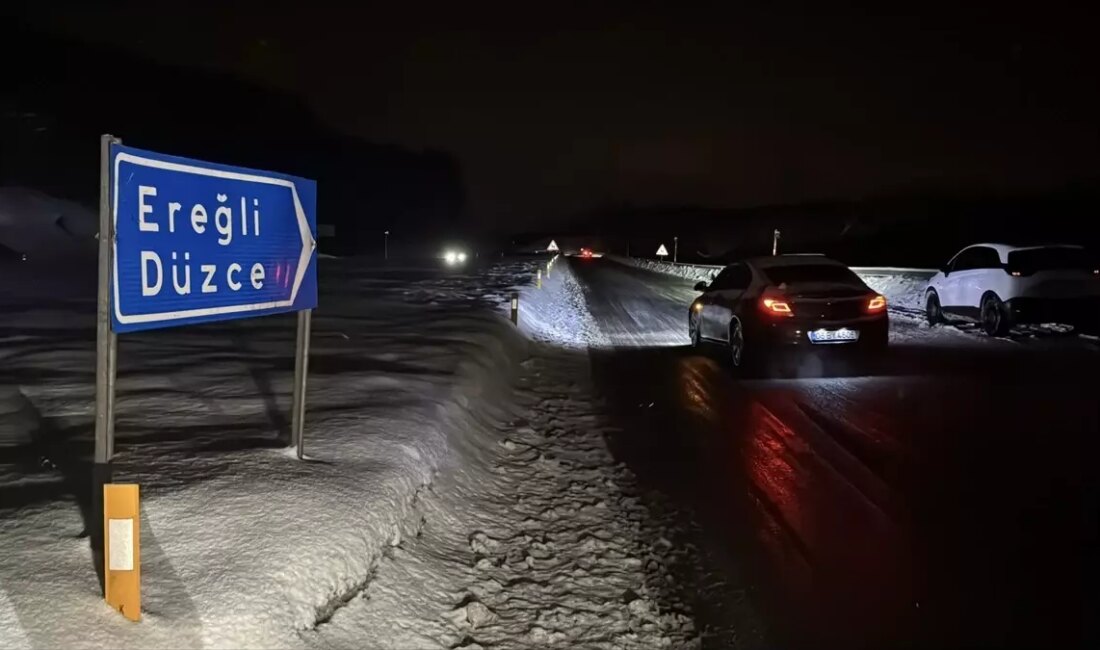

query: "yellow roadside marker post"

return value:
[103, 483, 141, 621]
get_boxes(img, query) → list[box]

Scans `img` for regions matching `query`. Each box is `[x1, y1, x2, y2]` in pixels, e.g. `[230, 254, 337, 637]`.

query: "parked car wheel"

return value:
[981, 293, 1011, 336]
[926, 290, 944, 325]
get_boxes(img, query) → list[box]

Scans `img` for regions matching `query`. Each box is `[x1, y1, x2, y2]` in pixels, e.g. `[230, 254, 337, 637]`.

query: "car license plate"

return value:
[808, 328, 860, 343]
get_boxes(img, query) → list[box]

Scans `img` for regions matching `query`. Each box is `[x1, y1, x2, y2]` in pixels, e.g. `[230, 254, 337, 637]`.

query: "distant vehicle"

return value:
[925, 243, 1100, 336]
[565, 247, 601, 258]
[689, 255, 888, 369]
[442, 249, 468, 266]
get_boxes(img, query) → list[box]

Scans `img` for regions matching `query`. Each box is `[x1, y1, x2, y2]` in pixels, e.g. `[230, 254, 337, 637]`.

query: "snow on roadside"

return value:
[607, 255, 720, 283]
[0, 188, 97, 260]
[0, 256, 705, 649]
[609, 255, 937, 317]
[854, 268, 936, 316]
[306, 352, 701, 649]
[518, 256, 610, 348]
[0, 259, 535, 648]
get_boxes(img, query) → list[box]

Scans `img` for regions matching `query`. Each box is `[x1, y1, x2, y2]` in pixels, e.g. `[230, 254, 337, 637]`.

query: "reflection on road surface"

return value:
[575, 258, 1097, 648]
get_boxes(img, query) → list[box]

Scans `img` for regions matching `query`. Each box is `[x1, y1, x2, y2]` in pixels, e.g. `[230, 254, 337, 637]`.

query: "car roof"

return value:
[960, 243, 1084, 263]
[740, 254, 848, 270]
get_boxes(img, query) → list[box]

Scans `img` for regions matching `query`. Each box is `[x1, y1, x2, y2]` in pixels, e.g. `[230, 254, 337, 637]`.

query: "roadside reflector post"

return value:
[290, 308, 313, 460]
[104, 483, 140, 621]
[536, 268, 542, 288]
[510, 293, 519, 325]
[773, 229, 781, 256]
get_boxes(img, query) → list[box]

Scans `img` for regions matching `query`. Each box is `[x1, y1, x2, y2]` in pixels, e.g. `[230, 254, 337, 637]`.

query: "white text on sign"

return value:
[135, 186, 267, 297]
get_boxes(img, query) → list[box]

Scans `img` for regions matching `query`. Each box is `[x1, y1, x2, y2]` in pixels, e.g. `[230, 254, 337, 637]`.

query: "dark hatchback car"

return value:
[688, 255, 888, 369]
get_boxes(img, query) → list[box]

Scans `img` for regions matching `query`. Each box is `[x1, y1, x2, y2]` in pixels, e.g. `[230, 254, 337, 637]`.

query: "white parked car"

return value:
[925, 243, 1100, 335]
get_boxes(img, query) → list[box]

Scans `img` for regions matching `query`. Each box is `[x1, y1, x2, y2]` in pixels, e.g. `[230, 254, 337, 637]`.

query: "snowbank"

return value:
[0, 387, 39, 448]
[517, 255, 610, 348]
[0, 188, 97, 260]
[0, 259, 537, 648]
[854, 268, 937, 316]
[0, 256, 705, 649]
[609, 255, 935, 318]
[607, 255, 721, 283]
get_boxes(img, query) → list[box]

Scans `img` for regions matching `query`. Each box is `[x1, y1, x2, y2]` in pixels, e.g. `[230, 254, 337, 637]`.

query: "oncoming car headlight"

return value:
[443, 250, 468, 265]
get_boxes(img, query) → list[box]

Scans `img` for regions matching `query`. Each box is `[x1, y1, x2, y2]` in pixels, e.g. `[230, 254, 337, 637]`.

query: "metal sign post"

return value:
[95, 134, 120, 468]
[290, 309, 313, 459]
[674, 236, 679, 263]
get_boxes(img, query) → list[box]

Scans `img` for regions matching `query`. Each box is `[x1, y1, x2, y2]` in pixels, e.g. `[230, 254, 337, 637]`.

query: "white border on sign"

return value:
[112, 152, 316, 325]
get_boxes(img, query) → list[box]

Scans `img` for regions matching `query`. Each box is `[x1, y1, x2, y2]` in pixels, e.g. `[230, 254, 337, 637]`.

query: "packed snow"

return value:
[517, 255, 611, 348]
[608, 255, 721, 284]
[608, 255, 936, 316]
[0, 253, 719, 648]
[0, 188, 97, 260]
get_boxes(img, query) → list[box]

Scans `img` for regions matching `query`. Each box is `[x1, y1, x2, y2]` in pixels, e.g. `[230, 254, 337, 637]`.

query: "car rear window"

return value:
[762, 264, 862, 285]
[1007, 248, 1095, 273]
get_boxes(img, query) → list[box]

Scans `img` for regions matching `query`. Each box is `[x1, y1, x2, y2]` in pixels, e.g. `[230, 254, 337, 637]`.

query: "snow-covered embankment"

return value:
[1, 256, 707, 649]
[0, 259, 538, 648]
[608, 254, 935, 318]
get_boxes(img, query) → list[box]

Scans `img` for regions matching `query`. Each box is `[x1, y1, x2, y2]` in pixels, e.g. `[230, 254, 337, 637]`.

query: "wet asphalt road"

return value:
[571, 257, 1098, 649]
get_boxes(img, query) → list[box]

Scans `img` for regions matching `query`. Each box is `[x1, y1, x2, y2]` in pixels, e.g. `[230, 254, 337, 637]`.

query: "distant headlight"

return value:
[443, 250, 468, 265]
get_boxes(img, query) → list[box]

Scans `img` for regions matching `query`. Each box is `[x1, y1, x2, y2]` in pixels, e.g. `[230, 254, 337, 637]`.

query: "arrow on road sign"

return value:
[110, 145, 318, 332]
[656, 244, 669, 257]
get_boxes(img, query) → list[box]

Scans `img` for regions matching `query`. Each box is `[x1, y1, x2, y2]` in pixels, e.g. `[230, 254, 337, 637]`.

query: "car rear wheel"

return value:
[729, 320, 746, 368]
[926, 291, 944, 325]
[689, 311, 701, 348]
[981, 293, 1010, 336]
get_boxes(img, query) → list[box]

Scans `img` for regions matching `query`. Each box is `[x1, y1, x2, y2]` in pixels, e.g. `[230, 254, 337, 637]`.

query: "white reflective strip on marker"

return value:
[109, 518, 134, 571]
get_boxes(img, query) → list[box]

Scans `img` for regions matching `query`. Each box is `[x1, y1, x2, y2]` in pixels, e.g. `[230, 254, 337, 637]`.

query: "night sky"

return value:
[20, 1, 1100, 228]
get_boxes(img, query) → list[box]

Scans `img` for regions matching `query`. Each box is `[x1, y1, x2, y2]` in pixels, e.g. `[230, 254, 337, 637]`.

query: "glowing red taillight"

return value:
[760, 296, 794, 317]
[867, 294, 887, 313]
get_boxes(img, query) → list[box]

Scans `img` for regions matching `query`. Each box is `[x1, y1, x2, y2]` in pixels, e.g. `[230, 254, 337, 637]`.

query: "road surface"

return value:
[569, 257, 1097, 649]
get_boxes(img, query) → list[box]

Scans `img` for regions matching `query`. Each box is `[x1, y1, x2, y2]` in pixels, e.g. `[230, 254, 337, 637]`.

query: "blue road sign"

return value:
[110, 145, 317, 332]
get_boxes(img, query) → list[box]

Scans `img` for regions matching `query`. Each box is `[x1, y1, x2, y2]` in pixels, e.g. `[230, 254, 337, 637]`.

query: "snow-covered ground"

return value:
[0, 188, 97, 261]
[518, 256, 610, 348]
[1, 254, 721, 648]
[607, 255, 936, 315]
[608, 256, 722, 284]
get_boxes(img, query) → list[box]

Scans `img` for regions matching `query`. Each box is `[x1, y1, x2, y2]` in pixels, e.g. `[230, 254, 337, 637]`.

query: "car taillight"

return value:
[760, 297, 793, 317]
[866, 294, 887, 313]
